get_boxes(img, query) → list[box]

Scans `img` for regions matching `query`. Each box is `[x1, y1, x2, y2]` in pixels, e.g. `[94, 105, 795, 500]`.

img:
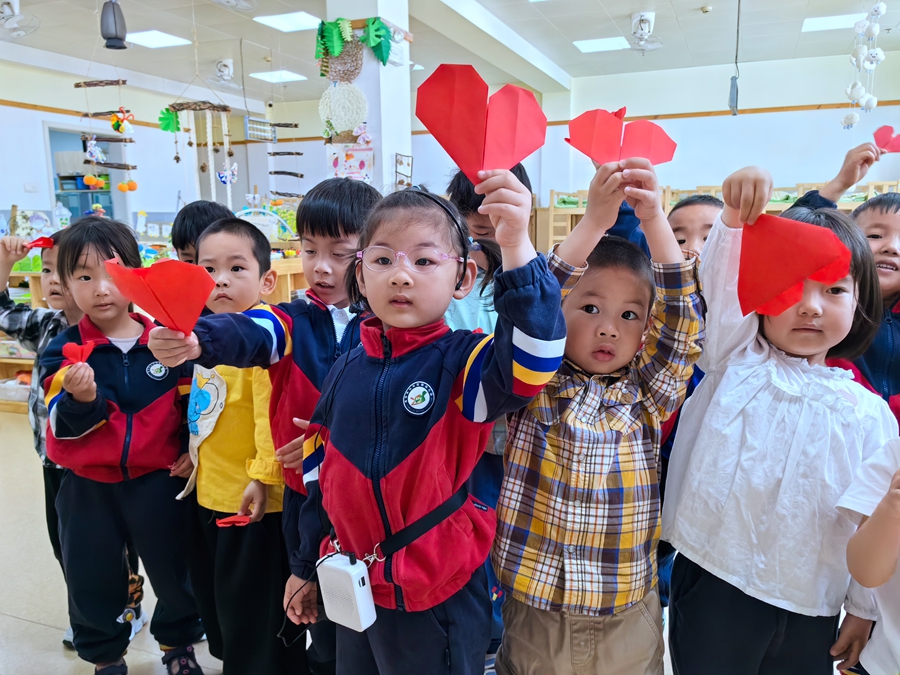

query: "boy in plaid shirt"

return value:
[493, 159, 705, 675]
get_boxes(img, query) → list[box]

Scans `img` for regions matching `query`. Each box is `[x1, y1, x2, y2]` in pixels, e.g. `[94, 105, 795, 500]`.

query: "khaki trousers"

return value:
[495, 588, 664, 675]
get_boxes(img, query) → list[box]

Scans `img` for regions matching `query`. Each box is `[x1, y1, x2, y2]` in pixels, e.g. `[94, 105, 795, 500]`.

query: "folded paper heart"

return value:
[738, 214, 852, 316]
[26, 237, 55, 250]
[216, 515, 251, 528]
[62, 340, 95, 364]
[874, 125, 900, 153]
[416, 64, 547, 185]
[104, 259, 215, 334]
[565, 108, 677, 165]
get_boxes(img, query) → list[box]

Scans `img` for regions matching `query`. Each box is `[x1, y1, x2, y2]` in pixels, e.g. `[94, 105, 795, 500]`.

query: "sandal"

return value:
[95, 664, 127, 675]
[161, 645, 204, 675]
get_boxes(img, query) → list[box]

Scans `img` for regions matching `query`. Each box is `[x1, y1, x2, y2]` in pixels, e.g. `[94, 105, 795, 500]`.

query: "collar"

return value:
[305, 288, 328, 311]
[78, 313, 156, 346]
[548, 360, 629, 398]
[360, 317, 451, 358]
[891, 297, 900, 315]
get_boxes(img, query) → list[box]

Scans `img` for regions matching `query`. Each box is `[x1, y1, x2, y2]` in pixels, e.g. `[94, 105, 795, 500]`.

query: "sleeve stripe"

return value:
[178, 384, 192, 396]
[44, 365, 71, 410]
[460, 334, 494, 421]
[302, 435, 324, 485]
[511, 345, 563, 374]
[511, 327, 567, 359]
[513, 362, 555, 386]
[245, 306, 291, 364]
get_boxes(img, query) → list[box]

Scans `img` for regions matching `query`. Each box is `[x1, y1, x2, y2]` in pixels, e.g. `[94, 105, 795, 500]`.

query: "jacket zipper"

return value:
[372, 334, 405, 610]
[883, 314, 893, 400]
[120, 352, 132, 481]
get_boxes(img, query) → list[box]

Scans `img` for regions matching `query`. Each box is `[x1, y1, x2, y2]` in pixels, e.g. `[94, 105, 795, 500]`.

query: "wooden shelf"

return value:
[0, 400, 27, 414]
[0, 357, 33, 366]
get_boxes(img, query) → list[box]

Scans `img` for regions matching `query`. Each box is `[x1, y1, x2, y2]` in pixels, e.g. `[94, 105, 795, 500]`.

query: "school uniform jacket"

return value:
[42, 314, 192, 483]
[296, 255, 567, 612]
[191, 291, 365, 494]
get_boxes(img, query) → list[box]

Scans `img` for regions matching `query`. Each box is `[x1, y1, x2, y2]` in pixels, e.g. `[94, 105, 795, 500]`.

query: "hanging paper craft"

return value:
[738, 214, 852, 316]
[566, 108, 677, 165]
[217, 163, 238, 185]
[62, 340, 95, 364]
[85, 136, 107, 164]
[110, 107, 134, 134]
[216, 514, 251, 528]
[874, 125, 900, 152]
[25, 236, 55, 250]
[104, 259, 216, 334]
[416, 64, 547, 185]
[159, 108, 181, 133]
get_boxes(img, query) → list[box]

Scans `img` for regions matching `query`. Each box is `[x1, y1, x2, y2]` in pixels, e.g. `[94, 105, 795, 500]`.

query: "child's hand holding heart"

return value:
[148, 326, 201, 367]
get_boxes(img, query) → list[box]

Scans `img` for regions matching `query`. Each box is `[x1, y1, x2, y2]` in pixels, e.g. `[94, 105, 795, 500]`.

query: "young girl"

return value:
[41, 217, 203, 675]
[662, 167, 891, 673]
[284, 170, 567, 674]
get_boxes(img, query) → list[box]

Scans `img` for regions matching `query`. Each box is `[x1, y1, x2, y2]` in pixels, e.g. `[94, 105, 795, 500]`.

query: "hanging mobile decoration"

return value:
[219, 113, 234, 209]
[842, 2, 888, 128]
[85, 136, 107, 163]
[110, 107, 134, 134]
[315, 16, 395, 73]
[206, 110, 216, 199]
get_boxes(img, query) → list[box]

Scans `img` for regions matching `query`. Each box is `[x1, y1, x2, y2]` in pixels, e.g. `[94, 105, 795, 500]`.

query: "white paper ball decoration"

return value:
[871, 2, 887, 17]
[868, 47, 886, 64]
[855, 19, 870, 35]
[859, 93, 879, 111]
[318, 83, 368, 134]
[842, 112, 860, 128]
[866, 22, 881, 39]
[846, 81, 866, 101]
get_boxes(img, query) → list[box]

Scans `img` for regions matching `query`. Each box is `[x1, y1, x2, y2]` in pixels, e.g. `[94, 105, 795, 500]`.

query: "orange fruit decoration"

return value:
[118, 183, 129, 192]
[84, 175, 97, 186]
[127, 180, 138, 191]
[96, 179, 106, 189]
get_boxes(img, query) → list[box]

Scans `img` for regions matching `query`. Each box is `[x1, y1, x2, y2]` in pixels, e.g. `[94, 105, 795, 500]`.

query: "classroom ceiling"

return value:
[6, 0, 900, 104]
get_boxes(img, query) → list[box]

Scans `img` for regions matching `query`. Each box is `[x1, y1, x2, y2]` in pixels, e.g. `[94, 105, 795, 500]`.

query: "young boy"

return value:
[172, 200, 234, 263]
[492, 158, 705, 675]
[148, 177, 382, 674]
[840, 440, 900, 675]
[181, 218, 305, 674]
[41, 217, 204, 675]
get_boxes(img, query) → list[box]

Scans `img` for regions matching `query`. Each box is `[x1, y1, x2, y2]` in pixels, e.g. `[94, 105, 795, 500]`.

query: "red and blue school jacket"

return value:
[295, 255, 567, 612]
[190, 290, 365, 494]
[42, 314, 192, 483]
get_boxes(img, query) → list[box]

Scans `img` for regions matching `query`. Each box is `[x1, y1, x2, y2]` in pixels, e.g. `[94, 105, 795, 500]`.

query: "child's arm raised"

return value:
[474, 169, 537, 271]
[819, 143, 886, 204]
[620, 158, 683, 264]
[0, 237, 58, 353]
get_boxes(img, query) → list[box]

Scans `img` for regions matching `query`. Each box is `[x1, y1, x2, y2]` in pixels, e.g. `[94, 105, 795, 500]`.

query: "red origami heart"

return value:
[738, 214, 851, 316]
[62, 340, 95, 364]
[874, 125, 900, 153]
[26, 236, 55, 250]
[216, 515, 251, 528]
[104, 258, 215, 334]
[566, 107, 677, 165]
[416, 64, 547, 185]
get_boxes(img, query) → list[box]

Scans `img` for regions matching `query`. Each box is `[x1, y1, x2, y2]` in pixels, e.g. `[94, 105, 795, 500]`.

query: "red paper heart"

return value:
[416, 64, 547, 184]
[566, 108, 677, 165]
[738, 214, 852, 316]
[26, 236, 55, 250]
[62, 340, 95, 364]
[874, 125, 900, 153]
[216, 515, 251, 527]
[104, 259, 215, 334]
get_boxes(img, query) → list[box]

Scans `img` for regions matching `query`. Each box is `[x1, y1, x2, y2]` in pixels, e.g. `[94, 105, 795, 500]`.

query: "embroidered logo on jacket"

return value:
[403, 381, 435, 416]
[146, 362, 169, 380]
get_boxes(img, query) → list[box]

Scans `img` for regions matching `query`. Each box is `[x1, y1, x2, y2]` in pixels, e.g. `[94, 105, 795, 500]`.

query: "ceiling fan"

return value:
[0, 0, 40, 39]
[629, 12, 663, 53]
[208, 0, 258, 11]
[206, 58, 243, 90]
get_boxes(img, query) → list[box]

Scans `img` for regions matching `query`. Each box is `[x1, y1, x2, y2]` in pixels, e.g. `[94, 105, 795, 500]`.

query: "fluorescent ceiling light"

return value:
[529, 0, 550, 2]
[801, 12, 867, 32]
[249, 70, 308, 83]
[126, 30, 191, 48]
[573, 36, 631, 53]
[253, 11, 320, 32]
[412, 63, 424, 70]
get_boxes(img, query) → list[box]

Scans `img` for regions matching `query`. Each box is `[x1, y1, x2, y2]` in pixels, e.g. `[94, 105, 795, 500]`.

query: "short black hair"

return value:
[668, 194, 724, 217]
[782, 206, 881, 360]
[172, 200, 234, 251]
[584, 235, 656, 308]
[196, 218, 271, 276]
[446, 163, 533, 216]
[852, 193, 900, 220]
[41, 229, 67, 260]
[297, 178, 382, 240]
[58, 216, 141, 288]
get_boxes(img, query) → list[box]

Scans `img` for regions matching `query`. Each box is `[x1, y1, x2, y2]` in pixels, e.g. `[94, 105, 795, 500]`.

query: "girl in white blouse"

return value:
[662, 166, 895, 674]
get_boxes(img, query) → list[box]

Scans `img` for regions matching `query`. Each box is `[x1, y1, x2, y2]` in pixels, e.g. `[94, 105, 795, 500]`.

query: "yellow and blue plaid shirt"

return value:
[492, 250, 704, 616]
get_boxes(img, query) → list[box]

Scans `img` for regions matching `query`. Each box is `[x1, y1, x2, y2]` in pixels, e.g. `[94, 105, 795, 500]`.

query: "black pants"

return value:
[284, 485, 337, 674]
[669, 555, 840, 675]
[187, 498, 308, 674]
[336, 565, 492, 675]
[56, 469, 204, 664]
[43, 466, 66, 575]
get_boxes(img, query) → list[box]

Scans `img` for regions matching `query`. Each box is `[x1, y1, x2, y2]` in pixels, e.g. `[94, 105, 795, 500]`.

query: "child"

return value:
[662, 167, 891, 673]
[839, 440, 900, 675]
[172, 200, 234, 263]
[178, 217, 305, 674]
[284, 172, 566, 674]
[492, 158, 704, 675]
[41, 217, 204, 675]
[148, 177, 382, 674]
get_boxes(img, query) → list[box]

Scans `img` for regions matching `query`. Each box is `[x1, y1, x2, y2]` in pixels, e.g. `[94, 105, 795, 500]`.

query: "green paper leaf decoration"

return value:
[315, 21, 326, 60]
[362, 16, 390, 49]
[158, 108, 181, 133]
[324, 21, 344, 57]
[371, 32, 392, 65]
[338, 18, 353, 43]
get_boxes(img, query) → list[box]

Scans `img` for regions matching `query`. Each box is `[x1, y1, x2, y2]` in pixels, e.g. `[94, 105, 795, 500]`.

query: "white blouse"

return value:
[662, 214, 896, 618]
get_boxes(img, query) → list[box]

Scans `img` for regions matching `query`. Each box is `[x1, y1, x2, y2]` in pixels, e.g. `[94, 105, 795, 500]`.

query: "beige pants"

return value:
[495, 588, 664, 675]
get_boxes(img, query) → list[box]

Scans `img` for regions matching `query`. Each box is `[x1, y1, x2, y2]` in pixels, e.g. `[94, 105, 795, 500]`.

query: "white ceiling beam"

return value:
[0, 41, 267, 114]
[409, 0, 571, 93]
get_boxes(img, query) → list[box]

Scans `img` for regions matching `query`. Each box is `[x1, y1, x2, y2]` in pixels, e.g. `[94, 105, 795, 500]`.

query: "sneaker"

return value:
[129, 607, 148, 640]
[62, 626, 75, 650]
